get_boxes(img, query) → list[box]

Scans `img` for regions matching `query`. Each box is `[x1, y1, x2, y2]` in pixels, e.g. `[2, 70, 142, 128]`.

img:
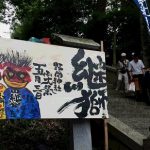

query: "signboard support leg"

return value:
[72, 120, 92, 150]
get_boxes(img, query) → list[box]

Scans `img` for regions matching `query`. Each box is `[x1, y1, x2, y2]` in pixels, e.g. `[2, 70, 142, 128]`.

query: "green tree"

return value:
[85, 0, 107, 42]
[104, 0, 142, 65]
[3, 0, 149, 66]
[7, 0, 95, 40]
[0, 0, 6, 21]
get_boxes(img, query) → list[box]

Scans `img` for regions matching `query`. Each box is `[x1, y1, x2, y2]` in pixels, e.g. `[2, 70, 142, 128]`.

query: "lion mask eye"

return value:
[8, 71, 14, 78]
[18, 73, 25, 79]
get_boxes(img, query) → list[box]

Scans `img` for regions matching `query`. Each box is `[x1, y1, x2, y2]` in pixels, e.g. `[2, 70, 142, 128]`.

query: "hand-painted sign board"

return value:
[0, 38, 108, 119]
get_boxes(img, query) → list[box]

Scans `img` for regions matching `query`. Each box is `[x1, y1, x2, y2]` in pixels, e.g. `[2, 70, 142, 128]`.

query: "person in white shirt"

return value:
[128, 53, 145, 100]
[116, 53, 129, 92]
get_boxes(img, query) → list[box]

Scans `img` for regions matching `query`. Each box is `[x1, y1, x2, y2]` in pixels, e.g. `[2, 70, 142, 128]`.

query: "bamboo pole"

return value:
[104, 117, 108, 150]
[100, 41, 104, 52]
[100, 41, 108, 150]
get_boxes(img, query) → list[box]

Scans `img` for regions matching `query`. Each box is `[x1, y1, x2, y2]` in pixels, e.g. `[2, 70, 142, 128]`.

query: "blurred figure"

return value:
[116, 53, 129, 92]
[128, 53, 145, 101]
[131, 52, 135, 60]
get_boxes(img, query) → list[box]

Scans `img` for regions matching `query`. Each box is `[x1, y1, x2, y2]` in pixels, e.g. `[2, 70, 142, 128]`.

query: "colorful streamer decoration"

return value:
[29, 37, 51, 44]
[133, 0, 150, 32]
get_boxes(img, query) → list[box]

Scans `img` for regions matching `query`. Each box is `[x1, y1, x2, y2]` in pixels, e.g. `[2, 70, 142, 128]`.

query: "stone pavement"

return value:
[107, 84, 150, 137]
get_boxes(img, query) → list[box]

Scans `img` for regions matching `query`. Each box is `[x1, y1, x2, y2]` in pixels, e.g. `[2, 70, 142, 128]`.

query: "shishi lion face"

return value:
[0, 51, 32, 89]
[3, 66, 31, 89]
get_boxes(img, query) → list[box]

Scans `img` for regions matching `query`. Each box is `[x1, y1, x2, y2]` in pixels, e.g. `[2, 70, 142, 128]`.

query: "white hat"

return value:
[121, 53, 126, 57]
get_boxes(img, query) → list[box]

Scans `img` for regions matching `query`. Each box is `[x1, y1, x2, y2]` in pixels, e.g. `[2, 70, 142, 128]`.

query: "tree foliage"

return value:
[2, 0, 142, 42]
[0, 120, 69, 150]
[6, 0, 94, 39]
[105, 0, 142, 60]
[0, 0, 7, 21]
[1, 0, 149, 65]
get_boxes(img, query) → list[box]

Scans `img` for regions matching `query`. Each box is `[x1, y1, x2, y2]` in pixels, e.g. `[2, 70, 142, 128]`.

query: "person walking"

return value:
[115, 53, 129, 93]
[128, 53, 145, 101]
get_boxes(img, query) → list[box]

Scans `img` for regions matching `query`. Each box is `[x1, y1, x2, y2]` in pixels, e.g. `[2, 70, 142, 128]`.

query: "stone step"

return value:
[108, 102, 148, 108]
[107, 83, 150, 137]
[110, 112, 150, 118]
[108, 115, 146, 149]
[117, 117, 150, 137]
[109, 105, 150, 114]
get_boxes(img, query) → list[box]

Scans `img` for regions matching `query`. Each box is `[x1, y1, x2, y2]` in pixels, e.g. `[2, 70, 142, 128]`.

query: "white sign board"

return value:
[0, 38, 108, 119]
